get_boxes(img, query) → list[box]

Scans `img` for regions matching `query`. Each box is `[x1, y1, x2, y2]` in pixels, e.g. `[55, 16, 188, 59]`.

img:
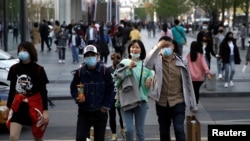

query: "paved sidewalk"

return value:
[5, 29, 250, 99]
[3, 29, 250, 141]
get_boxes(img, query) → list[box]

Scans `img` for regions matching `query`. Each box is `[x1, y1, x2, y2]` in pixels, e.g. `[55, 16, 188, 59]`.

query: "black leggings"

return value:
[108, 100, 124, 134]
[192, 81, 204, 104]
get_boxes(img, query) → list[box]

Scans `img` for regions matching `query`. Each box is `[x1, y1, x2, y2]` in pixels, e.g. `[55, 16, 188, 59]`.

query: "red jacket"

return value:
[6, 93, 47, 138]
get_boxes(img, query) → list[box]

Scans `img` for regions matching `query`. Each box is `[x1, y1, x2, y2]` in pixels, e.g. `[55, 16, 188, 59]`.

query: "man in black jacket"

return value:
[39, 19, 51, 52]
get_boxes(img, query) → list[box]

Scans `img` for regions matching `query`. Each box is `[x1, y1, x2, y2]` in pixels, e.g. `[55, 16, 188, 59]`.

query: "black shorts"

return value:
[11, 102, 32, 126]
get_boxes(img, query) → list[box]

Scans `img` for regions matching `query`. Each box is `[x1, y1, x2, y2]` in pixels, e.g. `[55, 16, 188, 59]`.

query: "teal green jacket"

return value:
[171, 25, 186, 44]
[114, 59, 155, 107]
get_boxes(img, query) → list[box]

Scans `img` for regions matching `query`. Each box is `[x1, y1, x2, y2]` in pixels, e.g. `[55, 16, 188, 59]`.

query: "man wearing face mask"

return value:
[144, 36, 197, 141]
[213, 25, 225, 79]
[197, 21, 212, 44]
[70, 45, 114, 141]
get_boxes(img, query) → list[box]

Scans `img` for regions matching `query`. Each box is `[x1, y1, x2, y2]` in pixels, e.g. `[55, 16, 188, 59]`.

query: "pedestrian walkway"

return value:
[5, 29, 250, 99]
[3, 29, 250, 141]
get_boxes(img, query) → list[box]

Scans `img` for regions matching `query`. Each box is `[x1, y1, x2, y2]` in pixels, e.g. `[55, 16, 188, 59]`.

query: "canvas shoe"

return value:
[230, 81, 234, 86]
[218, 74, 222, 79]
[111, 134, 117, 141]
[58, 60, 62, 64]
[224, 82, 228, 88]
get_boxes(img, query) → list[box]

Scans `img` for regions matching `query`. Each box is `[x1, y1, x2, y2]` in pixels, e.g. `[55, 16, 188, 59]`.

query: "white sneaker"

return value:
[218, 74, 222, 79]
[230, 81, 234, 86]
[58, 60, 62, 63]
[224, 82, 228, 88]
[62, 60, 65, 63]
[242, 65, 247, 72]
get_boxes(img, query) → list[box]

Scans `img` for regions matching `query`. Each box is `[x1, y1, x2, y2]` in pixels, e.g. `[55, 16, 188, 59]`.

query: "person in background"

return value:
[107, 53, 125, 140]
[30, 22, 41, 50]
[13, 21, 19, 43]
[97, 26, 110, 64]
[113, 40, 155, 141]
[200, 32, 216, 69]
[47, 21, 54, 48]
[160, 23, 173, 39]
[144, 36, 197, 141]
[240, 23, 247, 50]
[196, 21, 212, 44]
[55, 25, 69, 64]
[171, 19, 186, 56]
[113, 26, 125, 57]
[6, 42, 49, 141]
[129, 24, 141, 41]
[186, 41, 211, 105]
[70, 45, 114, 141]
[68, 28, 81, 64]
[242, 44, 250, 72]
[85, 22, 98, 45]
[219, 31, 241, 88]
[53, 20, 61, 52]
[39, 19, 51, 52]
[213, 25, 225, 79]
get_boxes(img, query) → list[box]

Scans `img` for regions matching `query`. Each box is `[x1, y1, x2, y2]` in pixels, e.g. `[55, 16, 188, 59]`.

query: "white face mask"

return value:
[130, 53, 140, 59]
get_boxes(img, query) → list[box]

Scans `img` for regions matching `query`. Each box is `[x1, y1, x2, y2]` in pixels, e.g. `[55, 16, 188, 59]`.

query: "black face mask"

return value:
[228, 37, 234, 41]
[219, 30, 224, 33]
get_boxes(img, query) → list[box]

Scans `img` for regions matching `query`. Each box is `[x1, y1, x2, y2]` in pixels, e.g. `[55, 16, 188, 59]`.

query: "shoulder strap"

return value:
[138, 61, 143, 88]
[175, 26, 185, 40]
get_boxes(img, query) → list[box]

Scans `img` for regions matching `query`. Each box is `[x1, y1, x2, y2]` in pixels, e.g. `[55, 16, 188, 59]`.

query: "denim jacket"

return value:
[70, 63, 114, 111]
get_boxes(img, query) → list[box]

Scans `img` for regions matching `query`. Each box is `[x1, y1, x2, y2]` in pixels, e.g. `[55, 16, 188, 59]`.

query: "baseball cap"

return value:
[83, 45, 98, 55]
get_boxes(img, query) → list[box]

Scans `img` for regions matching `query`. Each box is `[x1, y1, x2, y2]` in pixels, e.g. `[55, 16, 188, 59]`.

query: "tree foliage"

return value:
[155, 0, 190, 20]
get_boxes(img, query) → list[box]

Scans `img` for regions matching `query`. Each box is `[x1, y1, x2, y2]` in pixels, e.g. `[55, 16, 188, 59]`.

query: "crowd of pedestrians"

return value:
[5, 17, 250, 141]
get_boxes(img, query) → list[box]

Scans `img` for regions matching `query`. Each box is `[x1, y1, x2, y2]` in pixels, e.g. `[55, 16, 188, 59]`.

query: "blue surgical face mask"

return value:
[162, 48, 173, 57]
[130, 53, 140, 59]
[18, 51, 30, 61]
[84, 56, 97, 67]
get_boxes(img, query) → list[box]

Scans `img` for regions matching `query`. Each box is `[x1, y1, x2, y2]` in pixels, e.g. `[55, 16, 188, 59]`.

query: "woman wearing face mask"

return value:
[113, 40, 155, 141]
[144, 36, 197, 141]
[200, 32, 216, 69]
[6, 42, 49, 141]
[219, 31, 241, 88]
[68, 28, 81, 64]
[107, 53, 125, 140]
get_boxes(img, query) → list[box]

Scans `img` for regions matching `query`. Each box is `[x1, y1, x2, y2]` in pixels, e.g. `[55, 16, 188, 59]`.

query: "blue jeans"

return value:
[224, 55, 235, 82]
[121, 101, 148, 141]
[76, 110, 108, 141]
[217, 58, 223, 75]
[156, 102, 186, 141]
[71, 46, 79, 63]
[177, 44, 184, 56]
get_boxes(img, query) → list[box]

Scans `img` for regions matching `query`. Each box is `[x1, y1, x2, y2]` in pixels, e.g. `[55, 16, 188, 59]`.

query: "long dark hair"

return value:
[190, 41, 200, 62]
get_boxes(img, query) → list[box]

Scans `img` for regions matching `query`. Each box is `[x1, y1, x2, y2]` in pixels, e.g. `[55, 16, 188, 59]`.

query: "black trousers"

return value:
[192, 81, 204, 104]
[109, 99, 124, 134]
[41, 37, 50, 51]
[76, 110, 108, 141]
